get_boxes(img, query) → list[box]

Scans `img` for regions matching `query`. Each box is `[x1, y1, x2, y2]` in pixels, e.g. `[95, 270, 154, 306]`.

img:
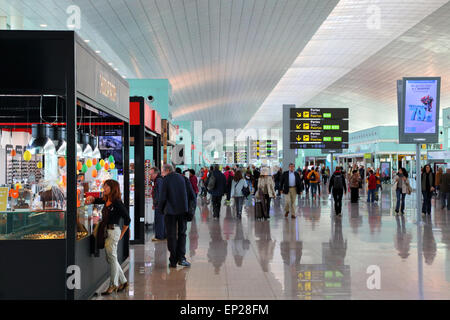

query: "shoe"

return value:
[178, 260, 191, 267]
[291, 215, 296, 219]
[395, 210, 399, 214]
[169, 263, 177, 268]
[117, 282, 129, 292]
[101, 285, 118, 295]
[401, 211, 405, 215]
[285, 212, 289, 218]
[152, 237, 166, 242]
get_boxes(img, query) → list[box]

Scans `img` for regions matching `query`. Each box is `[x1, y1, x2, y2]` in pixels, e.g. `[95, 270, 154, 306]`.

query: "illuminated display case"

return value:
[0, 31, 130, 300]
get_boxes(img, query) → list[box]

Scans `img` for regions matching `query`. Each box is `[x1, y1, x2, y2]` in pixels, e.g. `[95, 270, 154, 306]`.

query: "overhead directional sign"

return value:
[290, 108, 349, 120]
[291, 119, 349, 131]
[250, 139, 278, 160]
[289, 107, 349, 150]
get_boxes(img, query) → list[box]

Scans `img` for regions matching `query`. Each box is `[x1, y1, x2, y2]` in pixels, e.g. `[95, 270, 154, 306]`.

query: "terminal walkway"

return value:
[95, 186, 450, 300]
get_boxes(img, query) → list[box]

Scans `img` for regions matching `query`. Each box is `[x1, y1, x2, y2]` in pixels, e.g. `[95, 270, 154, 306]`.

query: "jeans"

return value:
[332, 189, 344, 214]
[367, 189, 375, 202]
[395, 189, 406, 213]
[422, 191, 432, 214]
[323, 175, 328, 185]
[154, 209, 166, 239]
[212, 195, 222, 217]
[441, 192, 450, 209]
[165, 214, 187, 265]
[105, 227, 127, 287]
[310, 183, 318, 198]
[234, 196, 244, 217]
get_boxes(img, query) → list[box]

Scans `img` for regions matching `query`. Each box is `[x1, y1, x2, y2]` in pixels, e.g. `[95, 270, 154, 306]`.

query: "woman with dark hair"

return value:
[421, 164, 435, 215]
[231, 170, 247, 219]
[349, 170, 361, 203]
[392, 168, 411, 215]
[86, 179, 131, 295]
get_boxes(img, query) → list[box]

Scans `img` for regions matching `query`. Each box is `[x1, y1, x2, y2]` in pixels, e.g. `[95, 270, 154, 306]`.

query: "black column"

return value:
[123, 122, 130, 256]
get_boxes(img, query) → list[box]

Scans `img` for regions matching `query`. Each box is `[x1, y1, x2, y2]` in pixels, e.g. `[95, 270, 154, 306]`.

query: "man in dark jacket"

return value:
[159, 164, 195, 268]
[329, 167, 347, 216]
[280, 163, 303, 219]
[440, 168, 450, 210]
[150, 167, 166, 242]
[208, 164, 227, 219]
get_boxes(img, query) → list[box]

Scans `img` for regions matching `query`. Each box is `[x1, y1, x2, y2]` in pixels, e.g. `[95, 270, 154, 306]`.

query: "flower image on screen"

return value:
[404, 79, 438, 134]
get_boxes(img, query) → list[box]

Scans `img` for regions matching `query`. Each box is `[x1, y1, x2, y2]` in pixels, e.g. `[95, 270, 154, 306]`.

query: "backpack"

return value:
[333, 174, 344, 190]
[207, 173, 216, 190]
[310, 172, 316, 181]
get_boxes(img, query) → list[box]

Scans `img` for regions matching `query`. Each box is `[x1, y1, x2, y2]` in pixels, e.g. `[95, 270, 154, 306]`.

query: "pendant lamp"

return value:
[77, 132, 83, 159]
[54, 127, 67, 156]
[90, 135, 101, 159]
[27, 124, 56, 155]
[0, 130, 12, 148]
[82, 133, 93, 158]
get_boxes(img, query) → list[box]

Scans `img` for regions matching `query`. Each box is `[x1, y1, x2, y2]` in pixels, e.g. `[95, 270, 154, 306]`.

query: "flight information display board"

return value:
[250, 140, 278, 160]
[289, 108, 349, 150]
[234, 151, 248, 164]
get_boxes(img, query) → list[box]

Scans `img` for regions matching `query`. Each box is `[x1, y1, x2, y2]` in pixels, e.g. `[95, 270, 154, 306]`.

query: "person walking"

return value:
[436, 167, 443, 199]
[302, 166, 310, 195]
[85, 180, 131, 295]
[329, 167, 347, 216]
[440, 168, 450, 210]
[244, 169, 254, 194]
[224, 166, 234, 205]
[231, 170, 247, 219]
[159, 164, 195, 268]
[257, 167, 276, 220]
[252, 166, 261, 195]
[200, 167, 208, 197]
[349, 170, 361, 203]
[280, 163, 303, 219]
[307, 167, 320, 200]
[150, 167, 166, 242]
[392, 168, 411, 215]
[325, 167, 330, 185]
[274, 167, 283, 197]
[421, 164, 435, 216]
[367, 170, 377, 203]
[208, 164, 227, 219]
[375, 168, 382, 202]
[188, 169, 199, 213]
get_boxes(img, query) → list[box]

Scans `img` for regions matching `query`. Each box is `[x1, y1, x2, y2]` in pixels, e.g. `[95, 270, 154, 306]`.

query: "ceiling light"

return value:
[0, 130, 12, 148]
[114, 68, 118, 71]
[90, 136, 101, 159]
[81, 133, 93, 158]
[84, 39, 90, 43]
[77, 132, 84, 159]
[108, 62, 113, 66]
[54, 127, 67, 156]
[95, 50, 101, 54]
[40, 24, 48, 28]
[27, 124, 56, 155]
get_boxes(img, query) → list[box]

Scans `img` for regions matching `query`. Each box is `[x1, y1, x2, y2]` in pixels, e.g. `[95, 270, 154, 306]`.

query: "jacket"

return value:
[368, 175, 377, 190]
[152, 175, 164, 211]
[392, 175, 411, 194]
[307, 170, 320, 183]
[209, 169, 227, 197]
[159, 172, 195, 215]
[257, 176, 276, 198]
[436, 170, 442, 187]
[329, 172, 347, 193]
[231, 179, 247, 197]
[349, 173, 360, 188]
[189, 175, 199, 194]
[440, 173, 450, 193]
[280, 170, 303, 195]
[421, 172, 435, 192]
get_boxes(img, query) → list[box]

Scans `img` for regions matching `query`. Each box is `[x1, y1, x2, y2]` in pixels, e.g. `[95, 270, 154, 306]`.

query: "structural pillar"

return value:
[282, 104, 296, 171]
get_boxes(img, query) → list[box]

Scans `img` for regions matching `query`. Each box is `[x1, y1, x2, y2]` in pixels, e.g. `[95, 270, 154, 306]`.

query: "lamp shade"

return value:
[0, 130, 12, 148]
[82, 133, 93, 158]
[91, 136, 101, 159]
[27, 124, 55, 155]
[54, 127, 67, 156]
[77, 132, 84, 159]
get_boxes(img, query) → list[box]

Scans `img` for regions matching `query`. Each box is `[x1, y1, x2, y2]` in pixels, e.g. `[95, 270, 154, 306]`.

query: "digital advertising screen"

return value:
[399, 77, 440, 143]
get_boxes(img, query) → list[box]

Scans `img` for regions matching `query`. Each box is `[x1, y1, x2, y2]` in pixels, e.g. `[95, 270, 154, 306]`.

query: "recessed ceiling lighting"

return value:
[108, 62, 113, 66]
[114, 68, 118, 71]
[95, 50, 101, 54]
[122, 75, 126, 78]
[84, 39, 90, 43]
[67, 24, 75, 29]
[40, 24, 47, 28]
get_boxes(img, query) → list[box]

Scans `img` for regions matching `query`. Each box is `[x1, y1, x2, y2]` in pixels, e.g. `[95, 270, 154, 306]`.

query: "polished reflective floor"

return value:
[95, 185, 450, 300]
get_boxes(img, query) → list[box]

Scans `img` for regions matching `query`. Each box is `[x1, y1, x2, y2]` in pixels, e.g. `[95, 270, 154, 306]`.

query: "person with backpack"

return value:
[329, 167, 347, 216]
[244, 169, 254, 194]
[307, 167, 320, 200]
[280, 163, 303, 219]
[208, 164, 227, 219]
[231, 170, 249, 220]
[440, 168, 450, 210]
[392, 168, 411, 215]
[421, 164, 435, 216]
[224, 166, 235, 205]
[367, 170, 377, 203]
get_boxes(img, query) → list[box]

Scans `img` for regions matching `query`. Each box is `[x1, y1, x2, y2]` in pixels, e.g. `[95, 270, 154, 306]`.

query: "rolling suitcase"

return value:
[255, 201, 264, 220]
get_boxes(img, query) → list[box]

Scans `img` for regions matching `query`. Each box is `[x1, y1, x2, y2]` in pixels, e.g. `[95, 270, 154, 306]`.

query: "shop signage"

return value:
[99, 73, 117, 102]
[398, 77, 441, 144]
[0, 187, 8, 211]
[289, 108, 349, 150]
[364, 153, 372, 159]
[427, 151, 450, 160]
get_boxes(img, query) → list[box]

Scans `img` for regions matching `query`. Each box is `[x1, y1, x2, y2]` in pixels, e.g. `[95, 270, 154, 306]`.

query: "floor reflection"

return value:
[94, 186, 450, 300]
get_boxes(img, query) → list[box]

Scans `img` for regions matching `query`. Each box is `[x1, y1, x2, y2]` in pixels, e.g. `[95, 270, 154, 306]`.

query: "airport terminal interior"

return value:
[1, 0, 450, 301]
